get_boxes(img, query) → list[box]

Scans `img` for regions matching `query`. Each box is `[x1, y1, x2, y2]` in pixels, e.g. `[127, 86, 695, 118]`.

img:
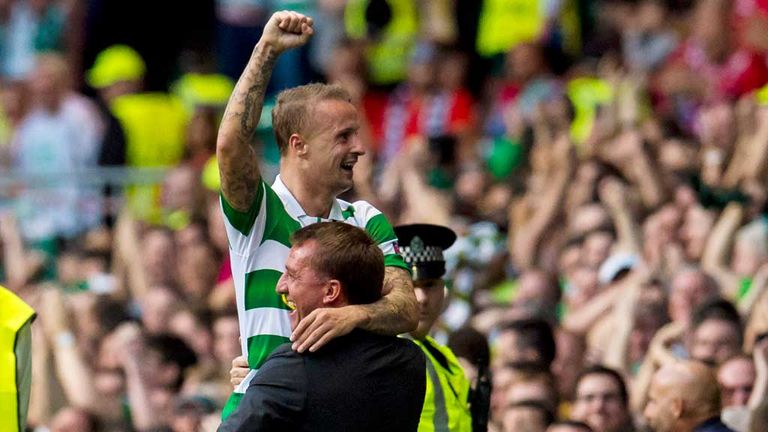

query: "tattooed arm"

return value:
[360, 266, 419, 333]
[217, 11, 314, 211]
[291, 266, 419, 352]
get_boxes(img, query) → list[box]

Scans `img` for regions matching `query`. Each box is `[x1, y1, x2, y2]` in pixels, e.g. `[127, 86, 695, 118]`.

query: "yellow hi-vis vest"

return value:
[412, 336, 472, 432]
[0, 285, 36, 432]
[345, 0, 418, 85]
[476, 0, 545, 57]
[110, 92, 188, 222]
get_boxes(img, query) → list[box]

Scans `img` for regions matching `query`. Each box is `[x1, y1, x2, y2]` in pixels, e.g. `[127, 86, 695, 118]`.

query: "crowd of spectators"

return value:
[2, 0, 768, 431]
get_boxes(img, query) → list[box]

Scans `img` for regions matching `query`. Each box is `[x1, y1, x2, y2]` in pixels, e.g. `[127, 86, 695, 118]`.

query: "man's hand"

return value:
[290, 306, 367, 353]
[230, 355, 250, 389]
[112, 322, 145, 369]
[598, 176, 629, 211]
[260, 11, 314, 54]
[648, 321, 685, 366]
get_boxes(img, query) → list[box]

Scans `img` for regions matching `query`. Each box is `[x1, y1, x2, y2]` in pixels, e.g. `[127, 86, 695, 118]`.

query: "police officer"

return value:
[0, 285, 36, 432]
[395, 224, 473, 432]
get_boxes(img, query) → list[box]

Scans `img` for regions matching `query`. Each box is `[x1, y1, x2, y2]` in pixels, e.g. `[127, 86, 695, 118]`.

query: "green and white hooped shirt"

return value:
[220, 175, 408, 393]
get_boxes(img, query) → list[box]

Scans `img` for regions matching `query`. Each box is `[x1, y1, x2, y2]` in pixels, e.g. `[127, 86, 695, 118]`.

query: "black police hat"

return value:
[394, 224, 457, 282]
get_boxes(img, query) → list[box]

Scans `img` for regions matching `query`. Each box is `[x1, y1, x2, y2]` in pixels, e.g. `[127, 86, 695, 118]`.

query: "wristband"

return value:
[55, 331, 75, 349]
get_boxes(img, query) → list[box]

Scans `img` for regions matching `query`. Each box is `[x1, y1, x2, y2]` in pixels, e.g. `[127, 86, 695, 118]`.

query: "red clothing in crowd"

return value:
[666, 41, 768, 100]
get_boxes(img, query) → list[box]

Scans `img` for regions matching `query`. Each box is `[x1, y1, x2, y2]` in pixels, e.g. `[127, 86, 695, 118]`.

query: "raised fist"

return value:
[598, 177, 628, 210]
[260, 11, 314, 54]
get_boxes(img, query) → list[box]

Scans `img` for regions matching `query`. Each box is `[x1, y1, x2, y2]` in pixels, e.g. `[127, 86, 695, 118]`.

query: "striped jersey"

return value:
[220, 175, 408, 393]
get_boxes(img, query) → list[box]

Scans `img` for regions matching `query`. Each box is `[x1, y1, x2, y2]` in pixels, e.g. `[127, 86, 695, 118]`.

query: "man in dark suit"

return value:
[218, 222, 426, 432]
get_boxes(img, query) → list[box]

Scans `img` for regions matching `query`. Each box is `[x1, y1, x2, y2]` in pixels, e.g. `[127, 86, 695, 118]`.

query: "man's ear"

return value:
[671, 398, 684, 419]
[322, 280, 343, 305]
[289, 133, 307, 156]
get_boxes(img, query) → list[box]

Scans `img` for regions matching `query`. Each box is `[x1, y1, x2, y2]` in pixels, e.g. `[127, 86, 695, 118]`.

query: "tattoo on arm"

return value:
[357, 267, 418, 335]
[218, 45, 277, 211]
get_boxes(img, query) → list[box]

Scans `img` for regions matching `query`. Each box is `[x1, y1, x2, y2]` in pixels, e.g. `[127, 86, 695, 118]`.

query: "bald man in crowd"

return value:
[644, 360, 735, 432]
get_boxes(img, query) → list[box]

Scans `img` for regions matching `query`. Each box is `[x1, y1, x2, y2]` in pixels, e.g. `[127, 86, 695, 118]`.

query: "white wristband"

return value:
[55, 331, 75, 349]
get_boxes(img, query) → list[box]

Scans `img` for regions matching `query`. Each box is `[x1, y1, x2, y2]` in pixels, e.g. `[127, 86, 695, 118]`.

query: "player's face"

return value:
[303, 99, 365, 196]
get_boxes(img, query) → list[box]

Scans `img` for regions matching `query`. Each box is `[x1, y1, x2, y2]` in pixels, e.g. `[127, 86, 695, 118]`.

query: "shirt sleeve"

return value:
[220, 179, 269, 255]
[218, 346, 305, 432]
[356, 203, 411, 273]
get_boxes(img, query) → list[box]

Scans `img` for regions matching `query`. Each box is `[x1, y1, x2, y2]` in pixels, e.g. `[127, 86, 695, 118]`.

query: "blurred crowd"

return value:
[3, 0, 768, 431]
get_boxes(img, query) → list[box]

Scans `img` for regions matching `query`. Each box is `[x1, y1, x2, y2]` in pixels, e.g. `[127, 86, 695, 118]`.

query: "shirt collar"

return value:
[272, 175, 345, 224]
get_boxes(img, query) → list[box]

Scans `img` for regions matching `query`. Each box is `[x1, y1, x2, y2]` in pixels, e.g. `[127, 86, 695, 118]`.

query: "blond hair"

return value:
[271, 83, 351, 154]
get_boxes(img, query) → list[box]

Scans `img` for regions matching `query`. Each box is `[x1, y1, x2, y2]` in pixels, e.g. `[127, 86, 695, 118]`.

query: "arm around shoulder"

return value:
[358, 266, 418, 334]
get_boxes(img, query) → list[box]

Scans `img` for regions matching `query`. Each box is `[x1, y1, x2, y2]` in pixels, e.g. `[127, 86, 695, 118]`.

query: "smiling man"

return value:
[216, 10, 417, 417]
[219, 222, 425, 432]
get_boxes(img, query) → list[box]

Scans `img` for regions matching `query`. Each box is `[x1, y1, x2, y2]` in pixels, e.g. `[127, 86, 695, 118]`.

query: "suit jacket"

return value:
[694, 417, 736, 432]
[219, 329, 426, 432]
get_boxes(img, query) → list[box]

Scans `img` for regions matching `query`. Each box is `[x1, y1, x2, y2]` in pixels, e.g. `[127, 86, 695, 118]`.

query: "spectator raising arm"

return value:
[510, 133, 575, 270]
[1, 212, 33, 290]
[723, 105, 768, 187]
[601, 271, 645, 372]
[701, 202, 744, 300]
[38, 288, 98, 411]
[599, 177, 642, 254]
[112, 323, 161, 432]
[113, 210, 149, 301]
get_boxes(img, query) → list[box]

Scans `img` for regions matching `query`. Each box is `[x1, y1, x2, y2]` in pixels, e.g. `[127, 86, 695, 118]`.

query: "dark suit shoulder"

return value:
[250, 343, 305, 386]
[299, 330, 425, 432]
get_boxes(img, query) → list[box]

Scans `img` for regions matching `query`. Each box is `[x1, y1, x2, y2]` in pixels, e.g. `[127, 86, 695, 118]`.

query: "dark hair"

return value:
[507, 399, 556, 426]
[575, 365, 629, 406]
[145, 334, 198, 391]
[291, 222, 384, 305]
[523, 268, 563, 305]
[500, 318, 556, 368]
[549, 420, 594, 431]
[93, 295, 131, 335]
[448, 326, 490, 369]
[691, 298, 742, 338]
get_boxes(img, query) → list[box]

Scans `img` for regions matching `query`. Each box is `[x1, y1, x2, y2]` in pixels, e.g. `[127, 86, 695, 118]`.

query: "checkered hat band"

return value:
[400, 245, 444, 265]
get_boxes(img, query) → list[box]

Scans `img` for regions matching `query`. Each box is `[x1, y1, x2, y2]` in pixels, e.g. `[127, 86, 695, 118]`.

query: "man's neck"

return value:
[280, 166, 335, 218]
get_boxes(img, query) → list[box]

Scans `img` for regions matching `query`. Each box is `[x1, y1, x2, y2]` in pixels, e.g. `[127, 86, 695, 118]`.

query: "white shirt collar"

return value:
[271, 175, 345, 224]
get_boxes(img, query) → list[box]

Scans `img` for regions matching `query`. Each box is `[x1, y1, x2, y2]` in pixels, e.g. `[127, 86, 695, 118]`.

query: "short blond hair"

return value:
[271, 83, 351, 154]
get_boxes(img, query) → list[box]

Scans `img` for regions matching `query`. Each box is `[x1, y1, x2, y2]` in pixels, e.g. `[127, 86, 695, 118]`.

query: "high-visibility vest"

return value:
[412, 336, 472, 432]
[476, 0, 545, 57]
[0, 285, 36, 432]
[110, 92, 188, 222]
[345, 0, 419, 85]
